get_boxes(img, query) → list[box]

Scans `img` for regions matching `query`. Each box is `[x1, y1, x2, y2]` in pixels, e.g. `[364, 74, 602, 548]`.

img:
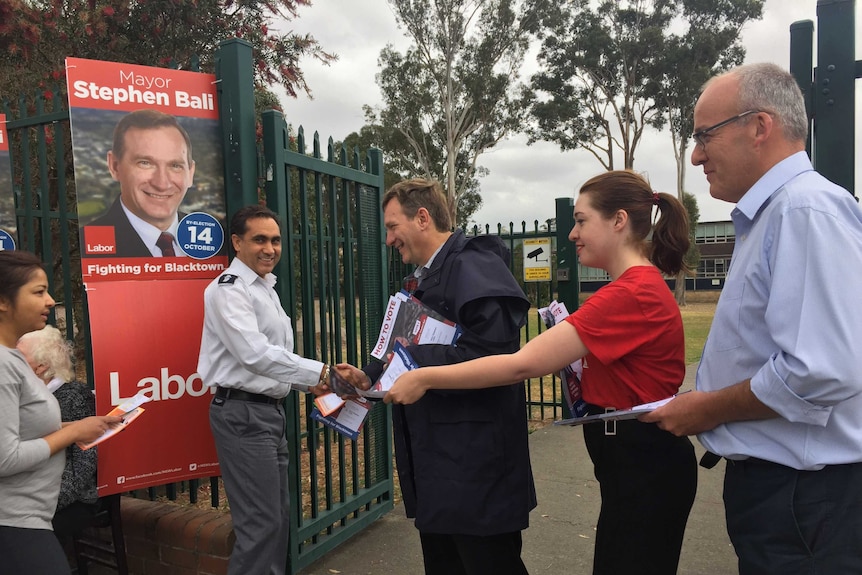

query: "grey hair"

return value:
[724, 63, 809, 142]
[18, 325, 75, 382]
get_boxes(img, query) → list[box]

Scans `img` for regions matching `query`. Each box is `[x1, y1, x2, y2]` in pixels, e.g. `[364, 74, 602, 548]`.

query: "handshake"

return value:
[314, 361, 429, 405]
[319, 364, 378, 400]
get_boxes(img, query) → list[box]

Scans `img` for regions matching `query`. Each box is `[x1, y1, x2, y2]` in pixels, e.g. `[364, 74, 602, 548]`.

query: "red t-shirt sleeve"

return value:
[566, 282, 652, 364]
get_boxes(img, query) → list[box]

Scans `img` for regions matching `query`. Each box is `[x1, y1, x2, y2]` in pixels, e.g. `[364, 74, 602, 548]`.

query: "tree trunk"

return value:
[674, 270, 687, 306]
[674, 132, 688, 306]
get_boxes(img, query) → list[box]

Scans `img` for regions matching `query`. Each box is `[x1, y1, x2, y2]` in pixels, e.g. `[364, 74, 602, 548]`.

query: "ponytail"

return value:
[651, 192, 692, 277]
[579, 170, 692, 276]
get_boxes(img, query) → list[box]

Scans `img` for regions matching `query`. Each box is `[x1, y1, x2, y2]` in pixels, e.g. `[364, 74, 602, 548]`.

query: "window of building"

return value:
[695, 222, 735, 244]
[698, 258, 730, 278]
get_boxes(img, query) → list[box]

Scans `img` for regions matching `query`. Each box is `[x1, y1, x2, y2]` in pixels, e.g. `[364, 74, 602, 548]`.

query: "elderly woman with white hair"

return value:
[17, 325, 100, 540]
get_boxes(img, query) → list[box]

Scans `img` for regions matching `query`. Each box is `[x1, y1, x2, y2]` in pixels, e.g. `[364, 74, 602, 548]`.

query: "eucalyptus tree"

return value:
[650, 0, 763, 304]
[528, 0, 678, 170]
[367, 0, 544, 224]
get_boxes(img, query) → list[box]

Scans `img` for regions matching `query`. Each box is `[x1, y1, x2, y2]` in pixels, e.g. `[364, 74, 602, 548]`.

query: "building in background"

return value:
[579, 220, 735, 292]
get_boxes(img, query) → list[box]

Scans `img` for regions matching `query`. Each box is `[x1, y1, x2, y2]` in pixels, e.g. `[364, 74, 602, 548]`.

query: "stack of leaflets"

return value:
[554, 394, 680, 426]
[310, 342, 418, 440]
[78, 392, 151, 450]
[370, 290, 462, 360]
[311, 291, 460, 440]
[538, 300, 589, 418]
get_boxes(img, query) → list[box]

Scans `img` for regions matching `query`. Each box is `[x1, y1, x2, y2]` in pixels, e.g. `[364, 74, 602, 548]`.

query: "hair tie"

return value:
[653, 192, 660, 206]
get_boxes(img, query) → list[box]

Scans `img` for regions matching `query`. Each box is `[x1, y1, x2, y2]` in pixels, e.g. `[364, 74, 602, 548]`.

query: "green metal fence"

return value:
[260, 109, 394, 571]
[2, 88, 81, 354]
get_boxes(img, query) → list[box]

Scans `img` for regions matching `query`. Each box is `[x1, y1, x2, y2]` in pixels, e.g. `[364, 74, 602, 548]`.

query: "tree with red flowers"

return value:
[0, 0, 335, 102]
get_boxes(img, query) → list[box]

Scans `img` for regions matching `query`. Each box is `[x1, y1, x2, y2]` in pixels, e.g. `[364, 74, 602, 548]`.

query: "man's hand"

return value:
[639, 391, 722, 436]
[334, 363, 372, 393]
[384, 370, 428, 405]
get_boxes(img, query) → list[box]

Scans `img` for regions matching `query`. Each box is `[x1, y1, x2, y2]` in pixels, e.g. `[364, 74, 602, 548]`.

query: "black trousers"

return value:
[0, 525, 71, 575]
[724, 457, 862, 574]
[583, 417, 697, 575]
[419, 531, 529, 575]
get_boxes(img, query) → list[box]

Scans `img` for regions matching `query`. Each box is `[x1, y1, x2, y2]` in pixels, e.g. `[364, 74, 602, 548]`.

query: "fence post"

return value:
[215, 38, 259, 214]
[812, 0, 856, 196]
[554, 197, 577, 311]
[789, 19, 814, 157]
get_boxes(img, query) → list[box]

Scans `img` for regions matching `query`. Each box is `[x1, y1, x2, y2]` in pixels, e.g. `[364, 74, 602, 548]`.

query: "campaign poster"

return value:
[0, 114, 16, 251]
[66, 57, 225, 494]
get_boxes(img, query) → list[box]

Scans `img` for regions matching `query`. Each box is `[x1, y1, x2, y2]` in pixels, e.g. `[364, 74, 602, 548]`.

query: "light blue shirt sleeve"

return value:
[751, 200, 862, 424]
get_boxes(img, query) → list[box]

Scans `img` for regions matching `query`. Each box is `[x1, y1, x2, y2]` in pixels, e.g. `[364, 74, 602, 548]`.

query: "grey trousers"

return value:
[210, 397, 290, 575]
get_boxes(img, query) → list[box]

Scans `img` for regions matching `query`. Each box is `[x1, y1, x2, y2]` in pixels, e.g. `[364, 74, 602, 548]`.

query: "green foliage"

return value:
[341, 123, 404, 192]
[0, 0, 335, 101]
[365, 0, 544, 226]
[653, 0, 764, 195]
[681, 191, 701, 273]
[527, 0, 763, 172]
[528, 0, 678, 170]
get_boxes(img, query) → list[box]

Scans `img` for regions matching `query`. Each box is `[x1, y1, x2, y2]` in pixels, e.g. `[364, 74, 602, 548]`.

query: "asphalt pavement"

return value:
[298, 364, 739, 575]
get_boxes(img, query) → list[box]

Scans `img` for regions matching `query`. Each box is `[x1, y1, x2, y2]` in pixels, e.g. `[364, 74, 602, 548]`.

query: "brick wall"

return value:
[119, 497, 234, 575]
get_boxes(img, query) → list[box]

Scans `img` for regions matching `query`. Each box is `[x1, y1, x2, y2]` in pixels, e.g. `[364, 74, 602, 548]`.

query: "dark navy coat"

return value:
[367, 229, 536, 535]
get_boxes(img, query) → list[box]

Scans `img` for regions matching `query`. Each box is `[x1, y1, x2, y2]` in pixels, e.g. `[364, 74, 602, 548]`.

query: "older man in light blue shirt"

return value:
[643, 63, 862, 574]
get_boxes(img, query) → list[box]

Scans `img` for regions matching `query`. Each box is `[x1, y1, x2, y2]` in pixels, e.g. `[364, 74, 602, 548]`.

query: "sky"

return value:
[280, 0, 860, 226]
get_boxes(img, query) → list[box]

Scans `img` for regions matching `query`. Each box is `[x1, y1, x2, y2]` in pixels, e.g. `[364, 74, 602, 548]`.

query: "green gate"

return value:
[259, 110, 394, 570]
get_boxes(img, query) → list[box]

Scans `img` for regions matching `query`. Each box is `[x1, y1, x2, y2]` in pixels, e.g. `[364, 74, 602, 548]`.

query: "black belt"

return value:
[700, 451, 723, 469]
[215, 387, 281, 405]
[701, 452, 783, 469]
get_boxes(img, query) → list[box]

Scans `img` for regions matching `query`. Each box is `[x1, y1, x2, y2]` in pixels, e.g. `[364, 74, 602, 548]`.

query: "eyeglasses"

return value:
[692, 110, 761, 149]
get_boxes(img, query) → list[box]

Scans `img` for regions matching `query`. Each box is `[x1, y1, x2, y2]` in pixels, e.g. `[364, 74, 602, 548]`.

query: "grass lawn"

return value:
[680, 294, 718, 364]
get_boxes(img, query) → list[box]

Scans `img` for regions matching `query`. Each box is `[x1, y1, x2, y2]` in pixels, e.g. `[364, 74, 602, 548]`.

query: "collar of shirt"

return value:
[230, 257, 278, 290]
[414, 240, 446, 280]
[46, 377, 64, 394]
[733, 151, 815, 236]
[120, 200, 180, 257]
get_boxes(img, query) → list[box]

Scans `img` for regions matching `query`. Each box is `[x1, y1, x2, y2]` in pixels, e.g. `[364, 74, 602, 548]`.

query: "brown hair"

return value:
[0, 250, 46, 305]
[382, 179, 452, 232]
[579, 171, 691, 276]
[112, 109, 194, 165]
[230, 204, 280, 237]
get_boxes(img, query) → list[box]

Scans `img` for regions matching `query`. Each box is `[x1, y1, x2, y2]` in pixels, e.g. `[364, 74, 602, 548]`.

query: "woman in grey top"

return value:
[0, 251, 120, 574]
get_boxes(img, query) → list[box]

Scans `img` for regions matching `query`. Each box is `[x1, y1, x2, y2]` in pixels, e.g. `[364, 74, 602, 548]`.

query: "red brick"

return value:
[179, 510, 217, 550]
[153, 507, 193, 541]
[198, 515, 235, 555]
[197, 553, 230, 575]
[126, 536, 159, 559]
[210, 520, 235, 556]
[159, 545, 198, 569]
[126, 499, 171, 540]
[125, 554, 146, 574]
[143, 557, 165, 574]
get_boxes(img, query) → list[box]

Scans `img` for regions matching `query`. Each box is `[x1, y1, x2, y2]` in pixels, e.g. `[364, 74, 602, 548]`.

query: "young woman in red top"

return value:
[382, 170, 697, 575]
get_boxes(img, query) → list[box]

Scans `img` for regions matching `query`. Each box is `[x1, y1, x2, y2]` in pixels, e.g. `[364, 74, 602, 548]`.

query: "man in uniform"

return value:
[198, 204, 330, 575]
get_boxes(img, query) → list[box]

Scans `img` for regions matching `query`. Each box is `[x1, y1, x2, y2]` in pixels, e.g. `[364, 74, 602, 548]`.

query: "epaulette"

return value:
[218, 274, 238, 285]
